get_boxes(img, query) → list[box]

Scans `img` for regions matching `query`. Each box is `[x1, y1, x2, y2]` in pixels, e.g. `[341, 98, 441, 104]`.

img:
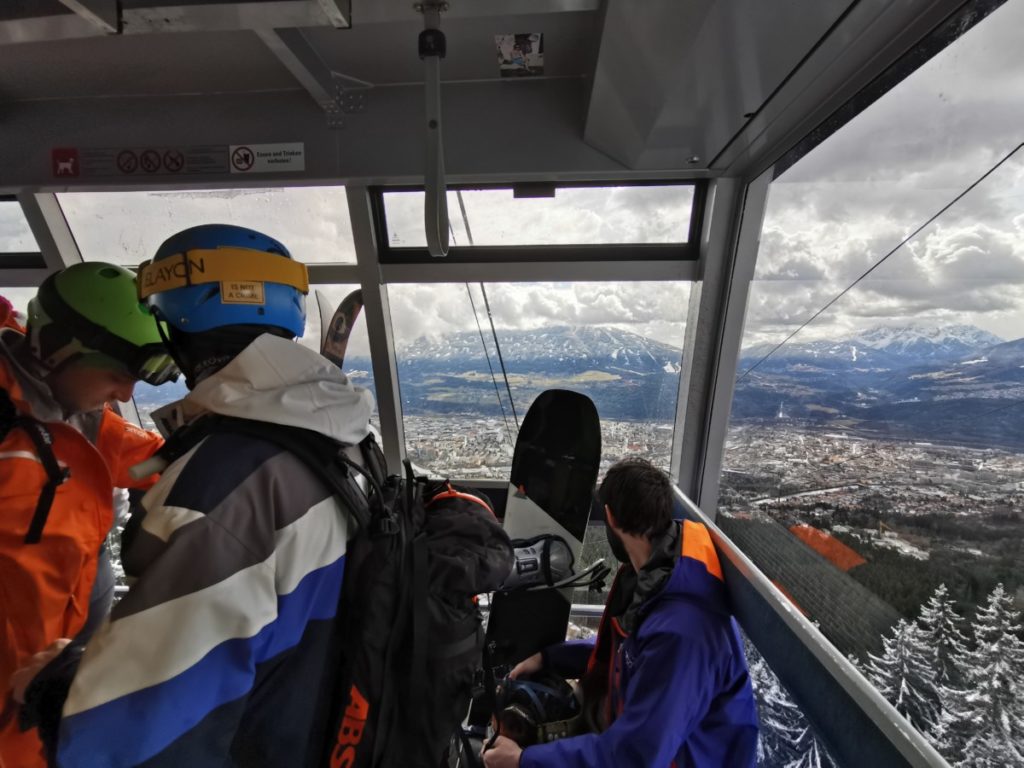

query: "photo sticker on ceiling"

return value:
[495, 33, 543, 77]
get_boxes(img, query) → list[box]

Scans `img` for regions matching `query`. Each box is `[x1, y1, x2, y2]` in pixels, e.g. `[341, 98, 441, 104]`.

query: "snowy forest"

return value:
[748, 583, 1024, 767]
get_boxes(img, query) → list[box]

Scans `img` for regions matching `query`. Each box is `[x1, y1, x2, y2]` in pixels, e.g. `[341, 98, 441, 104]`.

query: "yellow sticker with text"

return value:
[221, 281, 265, 304]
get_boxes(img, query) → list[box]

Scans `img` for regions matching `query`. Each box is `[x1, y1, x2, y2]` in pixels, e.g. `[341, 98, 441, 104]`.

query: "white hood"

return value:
[153, 334, 374, 445]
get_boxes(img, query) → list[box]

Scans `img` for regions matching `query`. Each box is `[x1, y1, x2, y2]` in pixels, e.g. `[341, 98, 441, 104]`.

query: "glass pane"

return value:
[741, 632, 836, 768]
[0, 200, 39, 252]
[58, 187, 356, 266]
[383, 186, 694, 247]
[723, 3, 1024, 762]
[388, 281, 688, 479]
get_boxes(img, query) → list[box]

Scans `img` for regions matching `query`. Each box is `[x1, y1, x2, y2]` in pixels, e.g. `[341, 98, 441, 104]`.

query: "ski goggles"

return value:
[74, 339, 179, 386]
[114, 344, 180, 386]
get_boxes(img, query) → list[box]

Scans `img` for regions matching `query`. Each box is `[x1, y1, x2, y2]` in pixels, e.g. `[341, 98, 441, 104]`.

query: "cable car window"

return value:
[0, 199, 40, 254]
[57, 187, 357, 267]
[387, 281, 688, 479]
[381, 184, 696, 248]
[722, 2, 1024, 762]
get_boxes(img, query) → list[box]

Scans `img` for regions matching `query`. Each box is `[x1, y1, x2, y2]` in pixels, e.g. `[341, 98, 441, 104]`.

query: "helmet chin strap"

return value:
[150, 307, 197, 390]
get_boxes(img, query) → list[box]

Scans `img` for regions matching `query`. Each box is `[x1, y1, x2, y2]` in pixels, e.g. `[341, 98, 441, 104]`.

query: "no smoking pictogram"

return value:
[117, 150, 138, 174]
[163, 149, 185, 173]
[140, 150, 161, 173]
[231, 146, 255, 172]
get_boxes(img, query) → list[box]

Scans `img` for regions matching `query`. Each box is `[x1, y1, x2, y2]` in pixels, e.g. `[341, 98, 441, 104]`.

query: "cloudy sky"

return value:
[746, 0, 1024, 348]
[1, 0, 1020, 363]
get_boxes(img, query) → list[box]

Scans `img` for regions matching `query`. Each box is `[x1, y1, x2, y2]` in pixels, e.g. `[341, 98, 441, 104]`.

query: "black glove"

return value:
[20, 642, 85, 765]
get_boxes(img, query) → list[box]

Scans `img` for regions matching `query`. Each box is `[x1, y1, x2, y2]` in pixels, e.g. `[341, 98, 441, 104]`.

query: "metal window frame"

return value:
[0, 193, 81, 286]
[675, 486, 948, 767]
[371, 180, 707, 265]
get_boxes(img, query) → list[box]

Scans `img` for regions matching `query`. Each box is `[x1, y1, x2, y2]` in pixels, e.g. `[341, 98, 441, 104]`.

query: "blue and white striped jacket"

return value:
[57, 334, 375, 767]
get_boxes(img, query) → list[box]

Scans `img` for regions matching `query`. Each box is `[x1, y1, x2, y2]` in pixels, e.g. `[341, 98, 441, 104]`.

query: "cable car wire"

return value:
[456, 190, 520, 436]
[736, 142, 1024, 383]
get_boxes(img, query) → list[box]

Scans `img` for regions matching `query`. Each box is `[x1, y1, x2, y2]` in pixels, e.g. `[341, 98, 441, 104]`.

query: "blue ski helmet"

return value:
[138, 224, 308, 337]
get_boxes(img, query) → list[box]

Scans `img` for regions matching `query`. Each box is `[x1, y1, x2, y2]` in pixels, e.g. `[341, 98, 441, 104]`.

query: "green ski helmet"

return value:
[26, 262, 180, 385]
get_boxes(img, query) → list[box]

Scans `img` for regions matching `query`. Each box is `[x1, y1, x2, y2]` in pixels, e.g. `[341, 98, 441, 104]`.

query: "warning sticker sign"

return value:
[50, 142, 305, 178]
[229, 143, 305, 174]
[221, 281, 265, 305]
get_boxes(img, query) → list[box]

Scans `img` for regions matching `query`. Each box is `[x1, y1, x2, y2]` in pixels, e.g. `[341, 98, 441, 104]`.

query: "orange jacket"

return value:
[0, 298, 25, 334]
[0, 355, 162, 768]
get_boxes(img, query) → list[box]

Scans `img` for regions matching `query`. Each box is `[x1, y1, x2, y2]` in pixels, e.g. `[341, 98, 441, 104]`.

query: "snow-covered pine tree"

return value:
[955, 584, 1024, 768]
[864, 618, 941, 738]
[916, 583, 970, 688]
[742, 635, 834, 768]
[914, 584, 972, 764]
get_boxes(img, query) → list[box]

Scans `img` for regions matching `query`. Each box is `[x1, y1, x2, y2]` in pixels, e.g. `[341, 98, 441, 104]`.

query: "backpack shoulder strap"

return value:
[157, 414, 372, 531]
[357, 432, 387, 488]
[0, 387, 70, 544]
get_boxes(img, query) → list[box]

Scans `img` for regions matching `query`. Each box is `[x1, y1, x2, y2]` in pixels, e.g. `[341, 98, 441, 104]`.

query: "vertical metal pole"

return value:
[347, 186, 407, 469]
[683, 172, 772, 515]
[18, 192, 83, 270]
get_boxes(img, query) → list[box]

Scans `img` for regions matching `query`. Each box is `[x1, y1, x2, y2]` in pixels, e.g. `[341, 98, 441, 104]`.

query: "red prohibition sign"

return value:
[117, 150, 138, 174]
[231, 146, 255, 171]
[163, 150, 185, 173]
[140, 149, 161, 173]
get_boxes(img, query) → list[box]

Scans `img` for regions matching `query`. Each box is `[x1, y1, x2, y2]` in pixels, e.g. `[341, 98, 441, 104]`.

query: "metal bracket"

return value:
[316, 0, 352, 28]
[257, 27, 371, 129]
[57, 0, 119, 34]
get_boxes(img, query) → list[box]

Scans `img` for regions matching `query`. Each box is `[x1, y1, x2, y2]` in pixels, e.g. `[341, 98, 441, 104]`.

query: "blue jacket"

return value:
[522, 520, 759, 768]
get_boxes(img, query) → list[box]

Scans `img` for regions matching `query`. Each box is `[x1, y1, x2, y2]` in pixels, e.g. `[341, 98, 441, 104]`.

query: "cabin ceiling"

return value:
[0, 0, 966, 187]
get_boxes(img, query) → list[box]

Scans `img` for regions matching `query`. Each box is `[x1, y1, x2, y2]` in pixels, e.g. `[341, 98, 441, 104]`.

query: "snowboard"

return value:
[317, 288, 363, 368]
[469, 389, 601, 729]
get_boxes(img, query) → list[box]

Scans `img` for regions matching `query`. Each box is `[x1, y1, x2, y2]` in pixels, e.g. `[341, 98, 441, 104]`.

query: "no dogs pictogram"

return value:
[163, 150, 185, 173]
[117, 151, 138, 174]
[231, 146, 255, 172]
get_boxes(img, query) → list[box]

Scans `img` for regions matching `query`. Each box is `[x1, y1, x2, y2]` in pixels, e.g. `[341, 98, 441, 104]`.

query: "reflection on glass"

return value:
[723, 3, 1024, 763]
[741, 632, 835, 767]
[383, 185, 694, 247]
[387, 282, 688, 479]
[58, 187, 356, 266]
[0, 200, 39, 252]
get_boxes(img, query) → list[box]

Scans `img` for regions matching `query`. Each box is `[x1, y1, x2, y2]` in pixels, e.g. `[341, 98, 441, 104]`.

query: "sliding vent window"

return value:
[58, 187, 356, 266]
[721, 3, 1024, 764]
[382, 185, 695, 247]
[0, 201, 39, 252]
[0, 200, 42, 268]
[387, 281, 688, 479]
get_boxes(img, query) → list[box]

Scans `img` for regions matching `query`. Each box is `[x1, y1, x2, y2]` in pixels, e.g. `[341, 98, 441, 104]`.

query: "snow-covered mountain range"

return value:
[388, 325, 682, 376]
[135, 322, 1024, 447]
[741, 323, 1005, 368]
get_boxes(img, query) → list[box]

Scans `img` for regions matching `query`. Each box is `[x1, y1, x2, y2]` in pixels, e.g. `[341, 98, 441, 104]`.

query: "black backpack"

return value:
[155, 415, 514, 768]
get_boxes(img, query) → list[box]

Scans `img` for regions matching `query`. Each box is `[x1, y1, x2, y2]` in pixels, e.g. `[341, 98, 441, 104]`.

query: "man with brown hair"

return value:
[485, 458, 759, 768]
